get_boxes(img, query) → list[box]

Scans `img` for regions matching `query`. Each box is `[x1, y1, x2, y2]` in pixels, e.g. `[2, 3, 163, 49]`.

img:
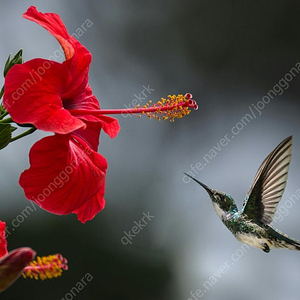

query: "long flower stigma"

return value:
[22, 254, 68, 280]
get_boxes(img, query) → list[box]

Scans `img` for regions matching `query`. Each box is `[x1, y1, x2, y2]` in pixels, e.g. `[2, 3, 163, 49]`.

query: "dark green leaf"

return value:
[0, 123, 14, 150]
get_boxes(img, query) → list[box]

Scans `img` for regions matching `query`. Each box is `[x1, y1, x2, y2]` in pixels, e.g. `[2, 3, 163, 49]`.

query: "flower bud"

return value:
[0, 247, 36, 293]
[3, 49, 23, 77]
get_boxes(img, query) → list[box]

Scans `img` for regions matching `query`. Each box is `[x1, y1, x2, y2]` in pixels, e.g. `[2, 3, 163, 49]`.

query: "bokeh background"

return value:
[1, 1, 300, 299]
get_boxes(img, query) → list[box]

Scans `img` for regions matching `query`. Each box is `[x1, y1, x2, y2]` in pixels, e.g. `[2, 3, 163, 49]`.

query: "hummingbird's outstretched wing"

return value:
[241, 136, 292, 225]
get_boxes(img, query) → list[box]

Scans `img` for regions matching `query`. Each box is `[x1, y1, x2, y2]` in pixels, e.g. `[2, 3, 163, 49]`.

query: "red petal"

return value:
[23, 6, 91, 93]
[23, 6, 76, 61]
[4, 59, 85, 134]
[72, 113, 120, 140]
[68, 85, 121, 139]
[19, 134, 107, 220]
[73, 188, 106, 223]
[73, 121, 101, 151]
[0, 221, 7, 258]
[97, 115, 120, 139]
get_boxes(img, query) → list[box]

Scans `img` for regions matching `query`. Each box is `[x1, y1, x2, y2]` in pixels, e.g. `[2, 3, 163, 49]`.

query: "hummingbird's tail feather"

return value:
[274, 237, 300, 251]
[267, 226, 300, 251]
[274, 236, 300, 251]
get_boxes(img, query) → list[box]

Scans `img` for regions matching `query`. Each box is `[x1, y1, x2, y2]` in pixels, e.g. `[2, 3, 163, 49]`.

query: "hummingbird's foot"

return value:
[262, 243, 270, 253]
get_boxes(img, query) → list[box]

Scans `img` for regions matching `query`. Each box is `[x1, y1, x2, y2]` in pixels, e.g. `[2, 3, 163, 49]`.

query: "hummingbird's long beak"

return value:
[183, 173, 214, 196]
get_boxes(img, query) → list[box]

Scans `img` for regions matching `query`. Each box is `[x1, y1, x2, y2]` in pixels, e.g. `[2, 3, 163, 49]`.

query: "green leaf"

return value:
[0, 123, 15, 150]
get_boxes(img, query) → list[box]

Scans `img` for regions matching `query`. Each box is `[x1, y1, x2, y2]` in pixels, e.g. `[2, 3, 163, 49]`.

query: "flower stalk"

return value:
[10, 127, 37, 143]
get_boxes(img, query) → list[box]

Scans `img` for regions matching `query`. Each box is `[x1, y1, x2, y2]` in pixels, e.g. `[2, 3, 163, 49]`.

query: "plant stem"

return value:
[0, 86, 3, 100]
[0, 117, 13, 123]
[10, 127, 37, 142]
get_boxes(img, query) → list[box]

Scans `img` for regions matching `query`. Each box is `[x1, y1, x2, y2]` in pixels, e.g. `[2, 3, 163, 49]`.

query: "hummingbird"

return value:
[185, 136, 300, 253]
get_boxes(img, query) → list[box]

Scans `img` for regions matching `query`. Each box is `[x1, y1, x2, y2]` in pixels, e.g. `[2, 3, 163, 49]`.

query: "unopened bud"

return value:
[0, 247, 36, 293]
[3, 49, 23, 77]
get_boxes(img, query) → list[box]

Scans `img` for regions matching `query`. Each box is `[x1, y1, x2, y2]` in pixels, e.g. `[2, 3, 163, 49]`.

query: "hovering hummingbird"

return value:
[185, 136, 300, 253]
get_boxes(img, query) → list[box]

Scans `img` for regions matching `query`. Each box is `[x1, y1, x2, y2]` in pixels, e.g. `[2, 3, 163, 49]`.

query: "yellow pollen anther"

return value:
[139, 93, 197, 122]
[22, 254, 68, 280]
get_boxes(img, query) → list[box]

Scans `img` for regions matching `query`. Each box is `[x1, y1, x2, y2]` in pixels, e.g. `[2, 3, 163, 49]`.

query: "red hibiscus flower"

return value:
[0, 220, 67, 293]
[4, 6, 120, 223]
[3, 7, 197, 223]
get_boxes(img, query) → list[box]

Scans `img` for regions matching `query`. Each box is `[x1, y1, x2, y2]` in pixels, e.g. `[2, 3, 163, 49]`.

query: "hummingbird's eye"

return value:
[216, 194, 226, 203]
[214, 194, 223, 202]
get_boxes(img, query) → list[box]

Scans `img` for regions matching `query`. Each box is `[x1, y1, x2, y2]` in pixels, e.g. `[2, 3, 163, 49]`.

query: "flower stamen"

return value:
[22, 253, 68, 280]
[69, 93, 198, 122]
[135, 93, 198, 122]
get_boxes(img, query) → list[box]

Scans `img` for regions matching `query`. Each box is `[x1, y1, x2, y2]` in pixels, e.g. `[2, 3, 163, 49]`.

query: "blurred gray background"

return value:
[1, 1, 300, 299]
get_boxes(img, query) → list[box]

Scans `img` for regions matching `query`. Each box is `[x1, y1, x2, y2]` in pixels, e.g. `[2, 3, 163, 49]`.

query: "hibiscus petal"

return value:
[73, 189, 106, 223]
[0, 222, 7, 258]
[72, 113, 120, 140]
[19, 134, 107, 220]
[72, 117, 119, 153]
[4, 59, 86, 134]
[23, 6, 92, 95]
[97, 115, 120, 139]
[23, 6, 75, 61]
[73, 121, 101, 152]
[65, 85, 121, 139]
